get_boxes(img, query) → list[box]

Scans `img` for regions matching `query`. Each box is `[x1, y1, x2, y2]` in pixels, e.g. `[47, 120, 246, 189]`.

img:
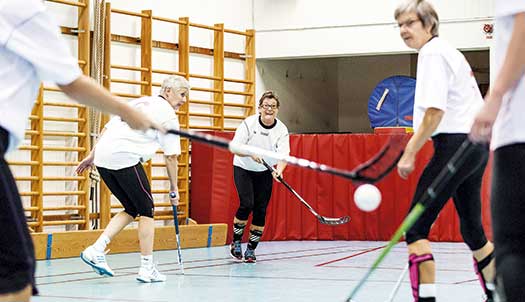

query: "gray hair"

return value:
[160, 75, 190, 94]
[394, 0, 439, 36]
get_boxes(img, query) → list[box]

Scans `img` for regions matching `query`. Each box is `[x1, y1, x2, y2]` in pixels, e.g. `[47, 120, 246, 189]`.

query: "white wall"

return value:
[254, 0, 494, 58]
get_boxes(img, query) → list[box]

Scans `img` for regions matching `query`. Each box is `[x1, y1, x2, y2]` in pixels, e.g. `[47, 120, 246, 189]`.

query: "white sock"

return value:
[141, 255, 153, 268]
[93, 234, 110, 252]
[419, 284, 436, 298]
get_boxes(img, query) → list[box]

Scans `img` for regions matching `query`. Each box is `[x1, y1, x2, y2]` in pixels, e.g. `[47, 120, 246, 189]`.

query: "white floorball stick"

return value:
[385, 264, 409, 302]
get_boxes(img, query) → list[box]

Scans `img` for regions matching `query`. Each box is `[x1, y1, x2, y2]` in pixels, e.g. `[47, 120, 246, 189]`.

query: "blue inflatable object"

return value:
[367, 75, 415, 128]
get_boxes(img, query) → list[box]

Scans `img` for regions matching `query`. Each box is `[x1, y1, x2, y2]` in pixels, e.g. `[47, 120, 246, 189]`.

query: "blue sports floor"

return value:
[33, 241, 485, 302]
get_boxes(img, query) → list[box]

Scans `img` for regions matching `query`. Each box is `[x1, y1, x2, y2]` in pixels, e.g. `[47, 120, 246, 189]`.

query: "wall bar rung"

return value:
[44, 116, 86, 123]
[151, 69, 186, 76]
[224, 102, 253, 108]
[224, 90, 253, 96]
[43, 176, 86, 181]
[189, 22, 222, 31]
[152, 15, 186, 25]
[42, 191, 87, 196]
[46, 0, 86, 8]
[43, 146, 86, 152]
[111, 64, 149, 72]
[111, 8, 148, 18]
[224, 77, 252, 84]
[190, 73, 221, 81]
[111, 78, 150, 85]
[43, 101, 86, 108]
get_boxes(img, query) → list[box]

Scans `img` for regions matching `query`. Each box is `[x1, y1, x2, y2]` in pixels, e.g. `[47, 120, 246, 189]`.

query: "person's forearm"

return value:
[491, 13, 525, 98]
[58, 75, 131, 119]
[405, 108, 444, 155]
[165, 155, 179, 191]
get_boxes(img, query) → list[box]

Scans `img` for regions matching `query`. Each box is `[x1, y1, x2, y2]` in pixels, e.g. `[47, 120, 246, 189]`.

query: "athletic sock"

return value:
[232, 222, 246, 242]
[141, 254, 153, 268]
[93, 234, 110, 252]
[247, 228, 263, 250]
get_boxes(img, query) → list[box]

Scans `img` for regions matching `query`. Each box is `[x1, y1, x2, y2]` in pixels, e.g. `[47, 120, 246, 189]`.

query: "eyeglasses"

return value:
[395, 18, 421, 29]
[260, 104, 278, 109]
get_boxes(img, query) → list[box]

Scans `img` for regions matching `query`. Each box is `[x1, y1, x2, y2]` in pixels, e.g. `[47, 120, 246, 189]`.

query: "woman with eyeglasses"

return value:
[394, 1, 494, 301]
[229, 91, 290, 263]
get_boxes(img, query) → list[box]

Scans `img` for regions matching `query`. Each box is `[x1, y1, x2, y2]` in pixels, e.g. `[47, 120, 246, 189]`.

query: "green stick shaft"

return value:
[345, 139, 479, 302]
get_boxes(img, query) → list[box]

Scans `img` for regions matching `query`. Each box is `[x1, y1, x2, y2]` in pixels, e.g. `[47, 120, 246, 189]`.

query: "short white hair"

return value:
[394, 0, 439, 36]
[160, 75, 190, 94]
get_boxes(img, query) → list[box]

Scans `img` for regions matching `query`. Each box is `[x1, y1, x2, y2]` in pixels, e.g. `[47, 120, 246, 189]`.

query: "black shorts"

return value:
[97, 163, 155, 218]
[0, 127, 38, 295]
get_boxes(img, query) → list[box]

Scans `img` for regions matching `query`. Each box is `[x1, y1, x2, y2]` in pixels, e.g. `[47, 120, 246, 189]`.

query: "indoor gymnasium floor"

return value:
[33, 241, 485, 302]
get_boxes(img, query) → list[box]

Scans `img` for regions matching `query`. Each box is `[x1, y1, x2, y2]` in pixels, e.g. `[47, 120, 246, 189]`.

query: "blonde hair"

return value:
[394, 0, 439, 36]
[160, 75, 190, 94]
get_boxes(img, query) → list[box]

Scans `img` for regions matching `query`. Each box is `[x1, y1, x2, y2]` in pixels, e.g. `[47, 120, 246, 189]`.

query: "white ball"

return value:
[354, 184, 382, 212]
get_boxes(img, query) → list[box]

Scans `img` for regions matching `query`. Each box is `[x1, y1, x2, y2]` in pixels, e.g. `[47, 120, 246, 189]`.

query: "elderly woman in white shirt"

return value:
[395, 1, 494, 301]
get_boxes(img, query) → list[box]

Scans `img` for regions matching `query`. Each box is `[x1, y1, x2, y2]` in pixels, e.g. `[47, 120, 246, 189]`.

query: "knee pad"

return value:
[409, 253, 434, 302]
[473, 252, 494, 300]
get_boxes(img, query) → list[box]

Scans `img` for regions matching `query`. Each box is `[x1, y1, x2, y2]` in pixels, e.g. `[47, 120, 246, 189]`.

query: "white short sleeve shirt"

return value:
[94, 96, 181, 170]
[232, 114, 290, 172]
[491, 2, 525, 150]
[413, 37, 483, 135]
[0, 0, 82, 154]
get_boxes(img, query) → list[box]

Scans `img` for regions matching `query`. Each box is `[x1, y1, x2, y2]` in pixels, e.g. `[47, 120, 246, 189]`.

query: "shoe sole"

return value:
[80, 252, 114, 277]
[230, 253, 243, 261]
[243, 258, 256, 263]
[136, 277, 166, 283]
[229, 248, 243, 262]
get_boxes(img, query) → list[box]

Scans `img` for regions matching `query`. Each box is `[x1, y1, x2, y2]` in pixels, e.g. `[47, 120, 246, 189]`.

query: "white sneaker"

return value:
[80, 245, 114, 277]
[136, 264, 166, 283]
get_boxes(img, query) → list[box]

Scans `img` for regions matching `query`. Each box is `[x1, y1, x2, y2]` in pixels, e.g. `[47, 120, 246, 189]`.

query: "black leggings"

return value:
[491, 143, 525, 301]
[406, 134, 489, 251]
[233, 166, 273, 226]
[97, 163, 154, 218]
[0, 127, 37, 295]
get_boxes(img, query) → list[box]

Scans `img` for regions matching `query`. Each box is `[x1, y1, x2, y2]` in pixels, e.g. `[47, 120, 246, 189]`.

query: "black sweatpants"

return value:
[406, 134, 489, 251]
[233, 166, 273, 226]
[0, 127, 38, 295]
[491, 143, 525, 301]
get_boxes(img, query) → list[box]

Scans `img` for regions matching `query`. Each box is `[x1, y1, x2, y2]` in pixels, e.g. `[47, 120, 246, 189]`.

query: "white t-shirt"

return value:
[232, 114, 290, 172]
[413, 37, 483, 135]
[491, 2, 525, 150]
[94, 96, 181, 170]
[0, 0, 82, 154]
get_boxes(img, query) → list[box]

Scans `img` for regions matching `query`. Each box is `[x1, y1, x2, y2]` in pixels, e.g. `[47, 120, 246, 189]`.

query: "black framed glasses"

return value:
[395, 18, 421, 29]
[260, 104, 278, 109]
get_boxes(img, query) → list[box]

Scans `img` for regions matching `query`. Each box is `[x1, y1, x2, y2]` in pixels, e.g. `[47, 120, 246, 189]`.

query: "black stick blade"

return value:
[318, 215, 350, 225]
